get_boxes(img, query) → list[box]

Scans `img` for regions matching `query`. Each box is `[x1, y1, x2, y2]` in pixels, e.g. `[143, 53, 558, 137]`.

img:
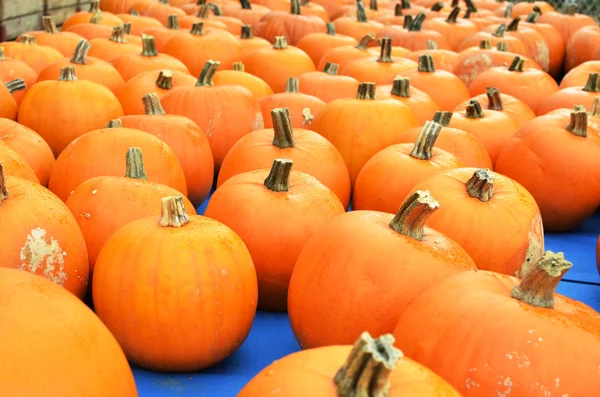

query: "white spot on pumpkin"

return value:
[19, 228, 67, 286]
[92, 189, 97, 195]
[301, 108, 314, 126]
[253, 112, 264, 130]
[466, 378, 480, 389]
[555, 378, 560, 387]
[85, 213, 90, 219]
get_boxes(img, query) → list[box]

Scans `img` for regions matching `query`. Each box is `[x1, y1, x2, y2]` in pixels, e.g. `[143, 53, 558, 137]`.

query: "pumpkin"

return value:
[179, 10, 229, 31]
[404, 41, 460, 72]
[163, 22, 243, 75]
[195, 4, 244, 35]
[88, 25, 143, 63]
[457, 24, 529, 55]
[393, 251, 600, 396]
[298, 62, 360, 103]
[218, 108, 351, 207]
[511, 0, 554, 16]
[256, 0, 327, 44]
[353, 121, 463, 212]
[63, 20, 116, 41]
[120, 94, 214, 205]
[561, 60, 600, 88]
[317, 33, 377, 70]
[0, 143, 40, 183]
[288, 190, 477, 348]
[0, 268, 138, 396]
[374, 3, 406, 25]
[1, 35, 63, 74]
[0, 78, 25, 120]
[143, 0, 187, 26]
[221, 0, 271, 28]
[18, 66, 124, 157]
[161, 60, 264, 169]
[24, 16, 83, 57]
[522, 10, 564, 78]
[48, 119, 187, 201]
[333, 1, 385, 41]
[376, 12, 452, 51]
[62, 1, 124, 29]
[117, 69, 196, 115]
[422, 6, 478, 50]
[37, 40, 125, 95]
[0, 119, 55, 186]
[98, 0, 141, 15]
[296, 22, 358, 66]
[65, 147, 196, 274]
[375, 76, 439, 125]
[116, 12, 164, 35]
[0, 166, 88, 298]
[93, 196, 257, 371]
[336, 0, 383, 21]
[409, 167, 543, 276]
[237, 25, 271, 60]
[141, 15, 185, 52]
[206, 158, 344, 310]
[212, 62, 274, 98]
[259, 77, 325, 129]
[537, 4, 597, 44]
[244, 36, 316, 93]
[0, 47, 37, 106]
[238, 332, 462, 396]
[564, 25, 600, 72]
[538, 73, 600, 115]
[496, 107, 600, 232]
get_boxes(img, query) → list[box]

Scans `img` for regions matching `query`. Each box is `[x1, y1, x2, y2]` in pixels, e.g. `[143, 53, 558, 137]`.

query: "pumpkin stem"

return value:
[90, 12, 103, 24]
[451, 0, 459, 8]
[402, 0, 411, 9]
[191, 22, 204, 35]
[403, 14, 413, 29]
[508, 56, 524, 72]
[109, 25, 127, 43]
[286, 77, 299, 93]
[58, 66, 78, 81]
[430, 2, 444, 11]
[240, 25, 253, 39]
[446, 7, 460, 23]
[291, 0, 301, 14]
[156, 70, 173, 89]
[377, 37, 394, 63]
[105, 119, 123, 128]
[323, 62, 339, 75]
[356, 82, 376, 100]
[271, 108, 295, 149]
[142, 93, 166, 115]
[356, 0, 368, 22]
[123, 22, 132, 34]
[326, 22, 336, 35]
[167, 15, 180, 29]
[274, 36, 288, 49]
[70, 40, 90, 65]
[370, 0, 378, 11]
[0, 47, 4, 60]
[196, 60, 220, 86]
[125, 147, 148, 180]
[19, 34, 36, 44]
[532, 5, 542, 13]
[582, 73, 600, 92]
[240, 0, 252, 9]
[565, 4, 577, 15]
[507, 17, 520, 31]
[394, 3, 403, 16]
[42, 16, 59, 34]
[466, 168, 494, 202]
[141, 34, 158, 57]
[464, 8, 472, 18]
[479, 39, 491, 49]
[408, 12, 425, 31]
[89, 0, 100, 12]
[465, 0, 477, 11]
[465, 100, 485, 119]
[511, 251, 572, 308]
[389, 190, 440, 240]
[525, 11, 540, 23]
[334, 332, 402, 397]
[492, 24, 506, 37]
[566, 106, 588, 138]
[432, 111, 453, 126]
[426, 40, 437, 50]
[410, 120, 441, 160]
[159, 196, 191, 228]
[355, 33, 376, 50]
[503, 3, 513, 18]
[4, 78, 26, 94]
[130, 8, 140, 14]
[390, 76, 410, 97]
[206, 3, 223, 15]
[0, 163, 7, 204]
[417, 54, 435, 72]
[233, 62, 245, 71]
[485, 87, 503, 110]
[496, 41, 508, 52]
[264, 158, 293, 192]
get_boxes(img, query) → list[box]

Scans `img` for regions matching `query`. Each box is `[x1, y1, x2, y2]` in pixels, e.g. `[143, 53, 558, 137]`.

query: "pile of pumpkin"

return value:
[1, 0, 600, 395]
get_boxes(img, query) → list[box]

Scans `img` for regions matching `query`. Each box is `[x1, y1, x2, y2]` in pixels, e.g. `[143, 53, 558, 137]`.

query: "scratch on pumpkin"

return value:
[19, 228, 68, 286]
[205, 110, 222, 138]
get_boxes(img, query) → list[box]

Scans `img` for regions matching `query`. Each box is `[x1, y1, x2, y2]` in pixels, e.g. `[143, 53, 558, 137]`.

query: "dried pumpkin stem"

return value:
[511, 251, 572, 308]
[402, 0, 411, 9]
[496, 41, 508, 52]
[89, 0, 100, 12]
[492, 24, 506, 37]
[19, 34, 36, 44]
[582, 73, 600, 92]
[565, 4, 577, 15]
[409, 12, 425, 31]
[142, 93, 166, 115]
[426, 40, 437, 50]
[285, 77, 299, 93]
[390, 77, 410, 97]
[90, 12, 102, 24]
[507, 17, 520, 31]
[274, 36, 288, 49]
[533, 5, 542, 13]
[465, 0, 477, 12]
[430, 2, 443, 11]
[240, 25, 253, 39]
[4, 79, 26, 94]
[356, 82, 376, 100]
[370, 0, 378, 11]
[207, 3, 223, 15]
[264, 158, 293, 192]
[291, 0, 301, 15]
[389, 190, 440, 240]
[105, 119, 123, 128]
[167, 15, 180, 30]
[123, 22, 132, 34]
[271, 108, 295, 149]
[159, 196, 191, 228]
[326, 22, 336, 35]
[403, 14, 413, 29]
[503, 3, 513, 18]
[356, 33, 376, 50]
[191, 22, 205, 35]
[410, 121, 441, 160]
[240, 0, 252, 9]
[479, 39, 491, 49]
[233, 62, 245, 71]
[485, 87, 503, 110]
[356, 1, 368, 22]
[566, 106, 588, 137]
[334, 332, 402, 397]
[509, 56, 525, 72]
[377, 37, 394, 63]
[465, 100, 485, 118]
[466, 169, 494, 201]
[109, 25, 127, 43]
[156, 70, 173, 89]
[323, 62, 339, 75]
[58, 66, 78, 81]
[526, 11, 540, 23]
[42, 16, 59, 34]
[0, 164, 8, 204]
[464, 8, 472, 18]
[195, 60, 220, 86]
[394, 3, 403, 16]
[432, 111, 452, 126]
[125, 147, 148, 180]
[446, 7, 460, 23]
[417, 54, 435, 72]
[0, 47, 4, 60]
[70, 40, 90, 65]
[141, 34, 158, 57]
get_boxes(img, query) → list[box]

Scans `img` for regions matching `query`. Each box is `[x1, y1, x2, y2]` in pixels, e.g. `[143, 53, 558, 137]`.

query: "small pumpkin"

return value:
[538, 73, 600, 115]
[221, 0, 271, 28]
[457, 24, 529, 55]
[143, 0, 188, 26]
[62, 20, 115, 41]
[376, 76, 441, 124]
[1, 35, 63, 74]
[63, 1, 124, 29]
[237, 25, 271, 60]
[317, 33, 377, 70]
[333, 1, 384, 41]
[116, 11, 164, 35]
[376, 12, 452, 51]
[298, 62, 360, 103]
[0, 142, 40, 183]
[0, 47, 37, 106]
[88, 25, 143, 63]
[141, 15, 185, 52]
[0, 78, 25, 120]
[421, 6, 478, 50]
[403, 40, 460, 73]
[296, 22, 358, 66]
[196, 4, 244, 35]
[24, 16, 83, 57]
[213, 62, 274, 98]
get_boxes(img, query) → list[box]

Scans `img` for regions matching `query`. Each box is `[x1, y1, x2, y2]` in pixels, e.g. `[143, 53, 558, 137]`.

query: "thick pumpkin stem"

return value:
[408, 12, 425, 31]
[446, 7, 460, 23]
[485, 87, 503, 110]
[326, 22, 336, 35]
[334, 332, 402, 397]
[89, 0, 100, 12]
[465, 100, 485, 119]
[159, 196, 191, 228]
[565, 4, 577, 15]
[466, 168, 494, 202]
[156, 70, 173, 89]
[271, 108, 295, 149]
[496, 41, 508, 52]
[430, 2, 444, 12]
[370, 0, 378, 11]
[402, 0, 411, 9]
[196, 60, 220, 86]
[582, 73, 600, 92]
[390, 77, 410, 97]
[356, 33, 376, 50]
[511, 251, 572, 308]
[123, 22, 132, 34]
[291, 0, 301, 14]
[356, 1, 368, 23]
[167, 15, 180, 30]
[403, 15, 413, 29]
[58, 66, 78, 81]
[207, 3, 223, 15]
[90, 12, 103, 24]
[410, 121, 441, 160]
[105, 119, 123, 128]
[432, 111, 452, 126]
[274, 36, 288, 49]
[125, 147, 148, 180]
[140, 34, 158, 57]
[264, 158, 293, 192]
[191, 22, 205, 35]
[286, 77, 299, 93]
[240, 25, 253, 39]
[526, 11, 540, 23]
[19, 34, 36, 44]
[533, 5, 542, 13]
[240, 0, 252, 9]
[394, 3, 403, 16]
[389, 190, 440, 240]
[323, 62, 339, 75]
[377, 37, 394, 63]
[0, 164, 7, 204]
[503, 3, 513, 18]
[109, 25, 127, 43]
[42, 16, 59, 34]
[417, 54, 435, 72]
[508, 56, 525, 71]
[142, 93, 166, 115]
[0, 47, 4, 60]
[465, 0, 477, 12]
[566, 106, 588, 137]
[426, 40, 437, 50]
[4, 79, 26, 94]
[479, 39, 491, 49]
[464, 9, 472, 19]
[70, 40, 90, 65]
[492, 24, 506, 37]
[356, 82, 376, 100]
[233, 62, 245, 72]
[507, 17, 520, 31]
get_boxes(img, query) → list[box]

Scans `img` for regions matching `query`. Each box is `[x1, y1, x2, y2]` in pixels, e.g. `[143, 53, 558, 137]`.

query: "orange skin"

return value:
[238, 35, 272, 61]
[0, 54, 37, 106]
[0, 81, 19, 120]
[48, 127, 188, 202]
[17, 77, 124, 157]
[221, 2, 271, 27]
[404, 49, 459, 73]
[179, 16, 229, 31]
[495, 112, 600, 232]
[24, 30, 84, 57]
[92, 214, 258, 372]
[537, 85, 600, 115]
[244, 44, 316, 93]
[256, 12, 327, 45]
[375, 83, 440, 125]
[393, 270, 600, 397]
[65, 176, 195, 274]
[259, 91, 325, 129]
[521, 19, 565, 78]
[376, 25, 453, 51]
[397, 126, 493, 168]
[64, 23, 119, 40]
[311, 96, 419, 184]
[366, 45, 411, 58]
[37, 56, 125, 95]
[333, 18, 384, 41]
[408, 167, 544, 276]
[422, 16, 478, 51]
[206, 169, 345, 311]
[62, 10, 123, 29]
[217, 128, 351, 207]
[213, 69, 274, 98]
[117, 69, 197, 115]
[565, 26, 600, 72]
[296, 31, 358, 66]
[454, 92, 536, 128]
[142, 2, 187, 26]
[483, 23, 550, 72]
[397, 67, 471, 111]
[456, 31, 530, 56]
[0, 268, 137, 396]
[341, 56, 418, 85]
[120, 114, 215, 206]
[197, 14, 244, 36]
[238, 345, 462, 396]
[0, 144, 39, 183]
[353, 144, 463, 213]
[0, 41, 63, 74]
[512, 0, 555, 16]
[111, 50, 190, 82]
[317, 43, 374, 70]
[116, 13, 163, 35]
[88, 37, 143, 63]
[0, 177, 88, 298]
[288, 210, 477, 349]
[538, 10, 596, 44]
[298, 70, 359, 103]
[0, 119, 55, 186]
[561, 61, 600, 88]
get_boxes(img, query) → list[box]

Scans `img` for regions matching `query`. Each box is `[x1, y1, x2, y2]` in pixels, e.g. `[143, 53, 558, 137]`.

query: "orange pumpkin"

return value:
[0, 142, 40, 183]
[93, 196, 258, 371]
[288, 190, 477, 348]
[564, 25, 600, 72]
[457, 23, 529, 55]
[0, 166, 88, 298]
[88, 25, 143, 62]
[63, 1, 124, 29]
[213, 62, 274, 98]
[296, 22, 358, 66]
[522, 10, 564, 78]
[24, 16, 83, 57]
[375, 76, 440, 125]
[538, 73, 600, 115]
[333, 1, 385, 41]
[376, 12, 452, 51]
[404, 42, 460, 73]
[422, 6, 478, 50]
[100, 0, 153, 14]
[1, 35, 63, 74]
[374, 3, 407, 25]
[141, 15, 185, 52]
[0, 78, 25, 120]
[63, 21, 116, 41]
[257, 0, 327, 44]
[143, 0, 187, 26]
[221, 0, 271, 28]
[393, 251, 600, 397]
[298, 62, 360, 103]
[116, 12, 164, 35]
[561, 60, 600, 88]
[237, 25, 271, 60]
[0, 47, 37, 106]
[195, 4, 244, 35]
[317, 33, 377, 70]
[538, 4, 597, 44]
